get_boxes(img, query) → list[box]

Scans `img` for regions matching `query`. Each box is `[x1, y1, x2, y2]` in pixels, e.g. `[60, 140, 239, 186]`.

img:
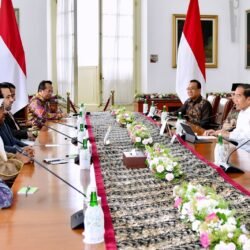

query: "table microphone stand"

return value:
[14, 146, 86, 229]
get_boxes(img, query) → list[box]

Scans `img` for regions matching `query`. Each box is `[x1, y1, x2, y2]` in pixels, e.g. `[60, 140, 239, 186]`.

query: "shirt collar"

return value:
[188, 95, 202, 104]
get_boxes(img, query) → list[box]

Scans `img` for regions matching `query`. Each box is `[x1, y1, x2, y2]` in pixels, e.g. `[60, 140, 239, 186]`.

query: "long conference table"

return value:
[0, 113, 250, 250]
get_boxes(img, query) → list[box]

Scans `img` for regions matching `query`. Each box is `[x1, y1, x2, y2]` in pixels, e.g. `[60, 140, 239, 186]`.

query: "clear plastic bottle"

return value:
[147, 101, 156, 117]
[77, 124, 86, 149]
[79, 138, 91, 169]
[214, 133, 225, 165]
[83, 188, 104, 244]
[161, 105, 168, 124]
[142, 99, 148, 115]
[176, 112, 184, 135]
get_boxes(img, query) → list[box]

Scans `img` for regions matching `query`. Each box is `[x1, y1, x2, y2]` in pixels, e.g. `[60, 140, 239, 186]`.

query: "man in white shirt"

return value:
[205, 85, 250, 152]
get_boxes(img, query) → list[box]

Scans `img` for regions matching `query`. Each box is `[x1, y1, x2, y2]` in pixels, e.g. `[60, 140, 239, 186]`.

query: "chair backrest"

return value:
[214, 98, 234, 126]
[207, 95, 220, 123]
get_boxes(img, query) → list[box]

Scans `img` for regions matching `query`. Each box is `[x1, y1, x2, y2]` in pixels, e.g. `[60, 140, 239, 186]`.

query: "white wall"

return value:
[141, 0, 250, 95]
[13, 0, 48, 95]
[239, 1, 250, 82]
[13, 0, 249, 99]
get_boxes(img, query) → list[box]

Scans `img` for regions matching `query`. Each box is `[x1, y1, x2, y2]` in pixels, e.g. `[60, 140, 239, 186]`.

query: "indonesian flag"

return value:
[176, 0, 206, 103]
[0, 0, 28, 113]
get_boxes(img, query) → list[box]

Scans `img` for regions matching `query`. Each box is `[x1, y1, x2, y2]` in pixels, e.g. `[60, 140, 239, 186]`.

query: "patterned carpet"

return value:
[89, 112, 250, 250]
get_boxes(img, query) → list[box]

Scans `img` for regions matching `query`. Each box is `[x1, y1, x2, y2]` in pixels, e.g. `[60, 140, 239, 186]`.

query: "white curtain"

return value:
[102, 0, 134, 105]
[56, 0, 75, 100]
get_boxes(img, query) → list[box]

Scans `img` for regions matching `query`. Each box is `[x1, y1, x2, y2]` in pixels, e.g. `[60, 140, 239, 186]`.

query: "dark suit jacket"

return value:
[0, 122, 27, 153]
[5, 113, 28, 140]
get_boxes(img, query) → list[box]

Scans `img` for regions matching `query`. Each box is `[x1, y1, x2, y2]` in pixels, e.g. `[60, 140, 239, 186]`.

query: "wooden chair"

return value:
[207, 95, 220, 123]
[213, 97, 234, 128]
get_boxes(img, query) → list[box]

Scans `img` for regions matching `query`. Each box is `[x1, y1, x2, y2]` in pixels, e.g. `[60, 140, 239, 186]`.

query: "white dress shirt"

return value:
[229, 106, 250, 152]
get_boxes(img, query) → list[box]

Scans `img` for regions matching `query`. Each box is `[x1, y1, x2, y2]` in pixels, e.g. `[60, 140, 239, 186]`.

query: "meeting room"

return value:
[0, 0, 250, 249]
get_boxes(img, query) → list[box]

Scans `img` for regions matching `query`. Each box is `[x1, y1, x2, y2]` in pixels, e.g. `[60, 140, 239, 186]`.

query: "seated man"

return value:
[205, 84, 250, 152]
[173, 79, 212, 128]
[0, 86, 34, 157]
[0, 82, 35, 140]
[28, 80, 66, 130]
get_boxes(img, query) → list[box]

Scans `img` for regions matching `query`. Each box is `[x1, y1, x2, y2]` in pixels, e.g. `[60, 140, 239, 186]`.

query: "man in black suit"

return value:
[0, 84, 34, 157]
[0, 82, 35, 140]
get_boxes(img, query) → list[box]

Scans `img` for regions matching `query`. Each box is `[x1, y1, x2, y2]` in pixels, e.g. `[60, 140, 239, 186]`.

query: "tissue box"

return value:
[123, 151, 147, 169]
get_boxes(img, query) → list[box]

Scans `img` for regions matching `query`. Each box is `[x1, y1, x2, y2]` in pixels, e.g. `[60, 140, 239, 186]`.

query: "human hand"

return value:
[23, 146, 34, 158]
[214, 130, 230, 138]
[16, 152, 31, 164]
[203, 129, 215, 136]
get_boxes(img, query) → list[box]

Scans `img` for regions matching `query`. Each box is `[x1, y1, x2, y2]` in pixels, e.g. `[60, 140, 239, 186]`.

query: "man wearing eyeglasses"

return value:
[0, 84, 34, 158]
[174, 79, 212, 128]
[0, 89, 32, 165]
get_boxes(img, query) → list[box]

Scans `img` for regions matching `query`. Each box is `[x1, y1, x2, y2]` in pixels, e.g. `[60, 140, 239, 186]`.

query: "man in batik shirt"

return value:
[28, 80, 66, 130]
[173, 79, 212, 129]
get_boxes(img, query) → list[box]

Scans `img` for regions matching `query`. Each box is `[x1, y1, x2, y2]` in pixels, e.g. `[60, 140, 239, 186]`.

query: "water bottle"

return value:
[161, 105, 168, 124]
[176, 112, 184, 135]
[214, 133, 225, 165]
[83, 188, 104, 244]
[142, 99, 148, 115]
[79, 138, 91, 169]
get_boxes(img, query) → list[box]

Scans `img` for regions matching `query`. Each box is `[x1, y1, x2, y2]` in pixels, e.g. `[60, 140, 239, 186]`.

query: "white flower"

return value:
[228, 233, 234, 238]
[214, 241, 236, 250]
[156, 165, 164, 173]
[165, 173, 174, 182]
[148, 137, 153, 144]
[196, 198, 218, 213]
[135, 137, 141, 142]
[220, 223, 236, 233]
[243, 239, 250, 250]
[227, 217, 237, 225]
[142, 139, 148, 145]
[166, 163, 174, 171]
[192, 220, 201, 232]
[173, 161, 178, 166]
[239, 234, 248, 244]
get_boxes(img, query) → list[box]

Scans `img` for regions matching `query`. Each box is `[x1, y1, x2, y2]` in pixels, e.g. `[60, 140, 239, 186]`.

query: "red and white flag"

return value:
[176, 0, 206, 103]
[0, 0, 28, 113]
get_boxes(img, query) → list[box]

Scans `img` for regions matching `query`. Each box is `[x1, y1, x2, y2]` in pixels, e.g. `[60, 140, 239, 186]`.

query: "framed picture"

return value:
[14, 8, 19, 27]
[247, 10, 250, 68]
[172, 14, 218, 68]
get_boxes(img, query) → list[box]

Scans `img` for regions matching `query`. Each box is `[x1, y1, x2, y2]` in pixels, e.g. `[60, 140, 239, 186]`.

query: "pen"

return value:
[65, 154, 78, 158]
[26, 186, 31, 197]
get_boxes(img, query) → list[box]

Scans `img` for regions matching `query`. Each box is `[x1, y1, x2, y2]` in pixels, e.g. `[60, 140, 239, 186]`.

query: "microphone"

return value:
[199, 112, 222, 124]
[42, 123, 81, 146]
[220, 139, 250, 173]
[222, 137, 238, 146]
[51, 121, 77, 129]
[72, 112, 91, 116]
[14, 145, 87, 229]
[42, 123, 92, 166]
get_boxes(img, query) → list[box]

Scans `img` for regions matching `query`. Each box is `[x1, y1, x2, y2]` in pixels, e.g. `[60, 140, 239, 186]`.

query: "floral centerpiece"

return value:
[145, 143, 182, 182]
[173, 182, 250, 249]
[127, 122, 153, 149]
[116, 111, 135, 126]
[110, 106, 126, 117]
[134, 93, 179, 101]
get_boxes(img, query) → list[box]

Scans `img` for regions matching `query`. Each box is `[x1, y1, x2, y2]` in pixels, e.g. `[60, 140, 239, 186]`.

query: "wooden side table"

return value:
[134, 98, 182, 112]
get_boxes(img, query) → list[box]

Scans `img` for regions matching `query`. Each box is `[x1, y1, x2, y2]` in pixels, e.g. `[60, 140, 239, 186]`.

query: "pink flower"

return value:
[205, 213, 218, 222]
[200, 232, 210, 248]
[174, 197, 182, 208]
